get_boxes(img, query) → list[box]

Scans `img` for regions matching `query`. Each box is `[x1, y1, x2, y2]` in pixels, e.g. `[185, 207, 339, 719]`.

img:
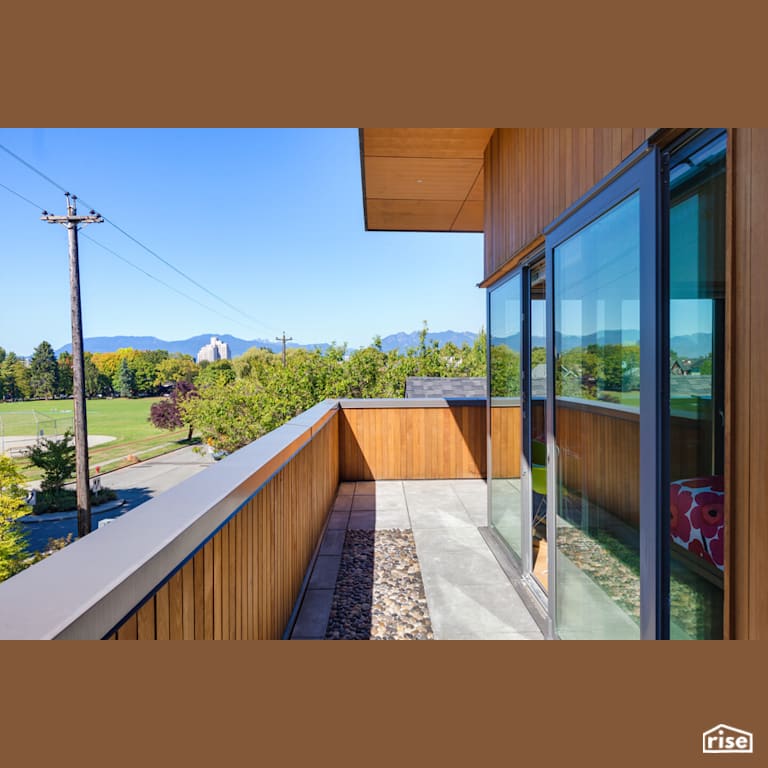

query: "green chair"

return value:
[531, 440, 547, 532]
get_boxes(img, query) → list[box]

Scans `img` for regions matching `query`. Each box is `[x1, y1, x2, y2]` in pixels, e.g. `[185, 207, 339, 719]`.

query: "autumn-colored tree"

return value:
[0, 456, 29, 582]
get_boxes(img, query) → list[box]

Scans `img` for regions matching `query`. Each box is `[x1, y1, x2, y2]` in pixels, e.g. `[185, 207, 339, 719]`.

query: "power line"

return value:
[0, 179, 260, 334]
[0, 140, 280, 333]
[79, 232, 246, 329]
[0, 181, 45, 210]
[0, 143, 69, 194]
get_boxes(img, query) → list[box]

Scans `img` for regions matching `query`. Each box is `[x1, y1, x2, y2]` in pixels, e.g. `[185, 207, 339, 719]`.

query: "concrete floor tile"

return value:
[337, 482, 355, 496]
[416, 540, 512, 589]
[332, 495, 353, 512]
[373, 509, 411, 530]
[290, 589, 334, 639]
[327, 510, 350, 530]
[348, 510, 376, 529]
[351, 494, 376, 511]
[425, 581, 544, 640]
[319, 528, 346, 555]
[355, 481, 376, 494]
[308, 555, 341, 589]
[407, 504, 474, 530]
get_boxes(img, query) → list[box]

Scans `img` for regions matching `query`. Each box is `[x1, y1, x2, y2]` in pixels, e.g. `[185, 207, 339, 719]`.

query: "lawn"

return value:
[0, 397, 194, 481]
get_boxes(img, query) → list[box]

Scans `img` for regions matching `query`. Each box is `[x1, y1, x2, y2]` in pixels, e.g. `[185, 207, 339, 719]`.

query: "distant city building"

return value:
[197, 336, 231, 364]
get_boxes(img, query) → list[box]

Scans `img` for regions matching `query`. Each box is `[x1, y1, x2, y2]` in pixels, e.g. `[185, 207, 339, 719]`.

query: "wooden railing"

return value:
[0, 398, 488, 640]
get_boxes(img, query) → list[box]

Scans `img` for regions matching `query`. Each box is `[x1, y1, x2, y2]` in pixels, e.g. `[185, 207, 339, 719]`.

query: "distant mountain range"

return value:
[54, 330, 480, 358]
[491, 331, 712, 359]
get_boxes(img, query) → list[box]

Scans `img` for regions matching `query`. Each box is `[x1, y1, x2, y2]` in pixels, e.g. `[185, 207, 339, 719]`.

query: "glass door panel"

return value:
[667, 131, 726, 639]
[527, 260, 548, 591]
[553, 192, 642, 639]
[489, 273, 522, 557]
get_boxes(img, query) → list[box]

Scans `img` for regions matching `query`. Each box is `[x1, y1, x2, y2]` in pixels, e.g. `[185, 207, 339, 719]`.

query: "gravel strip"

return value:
[325, 529, 434, 640]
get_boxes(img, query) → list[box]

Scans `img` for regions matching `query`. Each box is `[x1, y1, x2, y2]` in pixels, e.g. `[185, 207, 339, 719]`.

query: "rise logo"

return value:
[702, 724, 754, 754]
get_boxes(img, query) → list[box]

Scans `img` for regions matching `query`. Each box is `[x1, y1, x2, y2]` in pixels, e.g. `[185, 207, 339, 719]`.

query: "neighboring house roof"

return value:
[404, 376, 487, 398]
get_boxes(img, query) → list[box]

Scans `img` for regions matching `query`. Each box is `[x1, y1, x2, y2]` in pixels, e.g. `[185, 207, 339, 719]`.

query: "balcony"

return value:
[0, 398, 542, 640]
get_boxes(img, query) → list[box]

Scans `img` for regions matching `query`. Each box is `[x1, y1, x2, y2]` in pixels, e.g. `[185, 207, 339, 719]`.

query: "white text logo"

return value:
[702, 724, 754, 754]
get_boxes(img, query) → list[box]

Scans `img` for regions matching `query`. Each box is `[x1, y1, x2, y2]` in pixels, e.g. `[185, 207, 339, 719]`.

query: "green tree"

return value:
[57, 352, 74, 397]
[115, 358, 136, 398]
[1, 353, 31, 401]
[0, 455, 30, 582]
[29, 341, 59, 399]
[24, 431, 76, 494]
[154, 354, 198, 386]
[84, 353, 112, 398]
[196, 359, 236, 388]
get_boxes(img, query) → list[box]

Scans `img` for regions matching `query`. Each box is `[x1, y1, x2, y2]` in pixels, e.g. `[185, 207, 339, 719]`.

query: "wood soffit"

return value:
[360, 128, 494, 233]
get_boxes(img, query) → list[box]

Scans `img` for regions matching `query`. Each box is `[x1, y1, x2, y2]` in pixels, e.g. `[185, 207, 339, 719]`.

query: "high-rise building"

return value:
[197, 336, 231, 364]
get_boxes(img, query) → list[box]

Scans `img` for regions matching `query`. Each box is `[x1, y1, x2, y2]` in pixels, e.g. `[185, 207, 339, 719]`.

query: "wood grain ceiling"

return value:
[360, 128, 494, 232]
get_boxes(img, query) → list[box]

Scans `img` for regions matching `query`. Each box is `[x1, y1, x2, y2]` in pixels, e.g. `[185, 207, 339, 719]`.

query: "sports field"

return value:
[0, 398, 193, 480]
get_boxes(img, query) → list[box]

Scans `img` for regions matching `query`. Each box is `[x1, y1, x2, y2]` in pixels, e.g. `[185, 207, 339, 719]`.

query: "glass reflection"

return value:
[668, 132, 726, 640]
[554, 193, 641, 639]
[489, 274, 522, 557]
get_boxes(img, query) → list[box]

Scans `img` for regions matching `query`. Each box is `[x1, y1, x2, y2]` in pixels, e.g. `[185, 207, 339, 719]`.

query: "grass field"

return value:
[0, 398, 194, 481]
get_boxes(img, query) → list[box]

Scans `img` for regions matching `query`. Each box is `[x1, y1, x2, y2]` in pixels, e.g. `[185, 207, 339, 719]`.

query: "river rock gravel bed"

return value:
[325, 529, 434, 640]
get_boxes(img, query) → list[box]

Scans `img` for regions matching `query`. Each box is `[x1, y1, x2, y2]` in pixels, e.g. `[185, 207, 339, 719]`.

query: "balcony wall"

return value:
[338, 398, 486, 480]
[0, 398, 487, 640]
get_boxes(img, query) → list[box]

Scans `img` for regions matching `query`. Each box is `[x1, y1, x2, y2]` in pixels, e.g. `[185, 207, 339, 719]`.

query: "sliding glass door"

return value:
[546, 149, 659, 639]
[489, 273, 523, 558]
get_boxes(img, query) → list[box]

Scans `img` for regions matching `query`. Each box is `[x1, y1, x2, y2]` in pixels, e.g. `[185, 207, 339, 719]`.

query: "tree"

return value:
[24, 431, 76, 494]
[84, 353, 112, 398]
[149, 381, 198, 441]
[196, 359, 236, 388]
[57, 352, 74, 397]
[154, 354, 198, 386]
[29, 341, 59, 399]
[115, 358, 136, 398]
[0, 353, 31, 401]
[0, 455, 30, 582]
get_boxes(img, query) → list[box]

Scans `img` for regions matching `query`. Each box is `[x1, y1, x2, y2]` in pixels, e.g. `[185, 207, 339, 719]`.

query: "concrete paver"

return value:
[290, 479, 544, 640]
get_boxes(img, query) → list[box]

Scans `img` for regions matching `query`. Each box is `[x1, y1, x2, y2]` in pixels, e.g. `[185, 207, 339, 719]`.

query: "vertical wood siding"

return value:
[484, 128, 657, 280]
[112, 413, 339, 640]
[490, 405, 521, 479]
[728, 128, 768, 639]
[338, 404, 487, 480]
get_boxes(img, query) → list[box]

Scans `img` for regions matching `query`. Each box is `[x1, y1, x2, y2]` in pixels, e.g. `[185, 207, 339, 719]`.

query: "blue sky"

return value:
[0, 129, 485, 357]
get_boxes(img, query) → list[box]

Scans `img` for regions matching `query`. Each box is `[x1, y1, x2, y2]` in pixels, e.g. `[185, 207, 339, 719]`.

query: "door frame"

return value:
[543, 143, 665, 639]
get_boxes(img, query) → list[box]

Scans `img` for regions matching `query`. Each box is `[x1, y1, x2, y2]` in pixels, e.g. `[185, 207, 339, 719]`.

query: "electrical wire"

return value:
[0, 178, 260, 334]
[0, 181, 45, 211]
[0, 140, 280, 334]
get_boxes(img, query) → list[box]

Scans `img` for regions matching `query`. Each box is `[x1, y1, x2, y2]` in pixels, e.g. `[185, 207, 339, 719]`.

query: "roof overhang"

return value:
[359, 128, 494, 233]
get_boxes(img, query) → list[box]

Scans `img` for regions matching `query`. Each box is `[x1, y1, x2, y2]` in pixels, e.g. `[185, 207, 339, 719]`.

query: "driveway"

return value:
[20, 445, 214, 554]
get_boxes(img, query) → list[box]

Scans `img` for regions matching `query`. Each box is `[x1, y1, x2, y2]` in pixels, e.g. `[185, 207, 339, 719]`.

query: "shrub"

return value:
[24, 430, 76, 493]
[0, 455, 30, 582]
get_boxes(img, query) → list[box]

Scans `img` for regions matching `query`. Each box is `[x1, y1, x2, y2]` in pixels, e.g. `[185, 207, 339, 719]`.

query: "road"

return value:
[21, 445, 214, 554]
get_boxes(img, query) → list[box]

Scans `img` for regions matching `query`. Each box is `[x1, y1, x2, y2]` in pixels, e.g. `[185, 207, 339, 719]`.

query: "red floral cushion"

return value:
[670, 476, 724, 571]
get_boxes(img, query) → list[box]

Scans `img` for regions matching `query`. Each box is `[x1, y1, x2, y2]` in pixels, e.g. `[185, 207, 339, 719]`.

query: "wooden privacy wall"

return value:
[556, 402, 714, 531]
[490, 405, 521, 478]
[484, 128, 657, 280]
[729, 128, 768, 639]
[556, 402, 640, 529]
[110, 414, 339, 640]
[339, 405, 486, 480]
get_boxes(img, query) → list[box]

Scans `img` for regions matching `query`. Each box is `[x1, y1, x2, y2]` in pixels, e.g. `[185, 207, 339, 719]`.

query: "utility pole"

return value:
[275, 331, 293, 368]
[42, 193, 103, 538]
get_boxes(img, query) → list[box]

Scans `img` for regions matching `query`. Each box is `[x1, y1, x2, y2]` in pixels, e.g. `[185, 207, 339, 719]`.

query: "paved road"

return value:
[21, 446, 214, 554]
